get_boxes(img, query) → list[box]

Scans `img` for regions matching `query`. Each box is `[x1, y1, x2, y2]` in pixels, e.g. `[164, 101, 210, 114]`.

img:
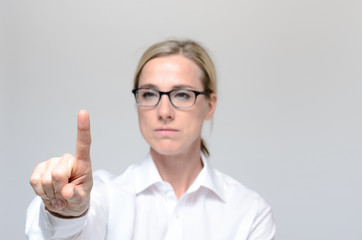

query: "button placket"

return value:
[163, 194, 187, 240]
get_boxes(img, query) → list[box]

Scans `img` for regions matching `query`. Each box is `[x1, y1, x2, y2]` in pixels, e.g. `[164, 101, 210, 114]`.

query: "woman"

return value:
[26, 40, 275, 239]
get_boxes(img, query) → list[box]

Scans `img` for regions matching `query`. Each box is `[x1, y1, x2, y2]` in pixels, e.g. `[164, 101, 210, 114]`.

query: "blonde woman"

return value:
[26, 40, 275, 239]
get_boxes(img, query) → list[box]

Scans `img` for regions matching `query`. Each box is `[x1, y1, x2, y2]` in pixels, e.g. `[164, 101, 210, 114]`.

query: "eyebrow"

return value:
[138, 84, 196, 90]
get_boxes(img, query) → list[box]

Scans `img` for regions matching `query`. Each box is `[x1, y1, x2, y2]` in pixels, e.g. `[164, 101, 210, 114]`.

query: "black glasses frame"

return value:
[132, 88, 211, 109]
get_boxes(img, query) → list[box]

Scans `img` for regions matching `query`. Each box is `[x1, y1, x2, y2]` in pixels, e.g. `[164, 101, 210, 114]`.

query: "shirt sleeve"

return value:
[25, 171, 113, 240]
[246, 196, 276, 240]
[25, 170, 123, 240]
[25, 197, 87, 240]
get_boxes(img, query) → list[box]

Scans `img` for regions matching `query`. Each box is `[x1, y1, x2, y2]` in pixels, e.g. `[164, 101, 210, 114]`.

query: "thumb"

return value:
[62, 182, 77, 200]
[75, 109, 92, 162]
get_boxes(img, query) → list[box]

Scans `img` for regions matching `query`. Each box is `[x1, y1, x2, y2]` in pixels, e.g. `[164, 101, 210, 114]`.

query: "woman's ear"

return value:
[205, 93, 217, 120]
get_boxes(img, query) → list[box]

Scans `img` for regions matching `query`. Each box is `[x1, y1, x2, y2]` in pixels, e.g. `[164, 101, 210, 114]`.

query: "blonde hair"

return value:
[133, 39, 217, 157]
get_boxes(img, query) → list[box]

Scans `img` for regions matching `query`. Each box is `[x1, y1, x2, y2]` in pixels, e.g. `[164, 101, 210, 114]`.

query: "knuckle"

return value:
[51, 168, 65, 181]
[48, 157, 59, 163]
[33, 161, 46, 173]
[34, 161, 43, 169]
[29, 174, 41, 187]
[62, 153, 73, 159]
[41, 175, 53, 187]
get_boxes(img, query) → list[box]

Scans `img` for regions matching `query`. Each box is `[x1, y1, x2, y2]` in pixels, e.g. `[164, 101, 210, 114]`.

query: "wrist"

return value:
[46, 207, 89, 219]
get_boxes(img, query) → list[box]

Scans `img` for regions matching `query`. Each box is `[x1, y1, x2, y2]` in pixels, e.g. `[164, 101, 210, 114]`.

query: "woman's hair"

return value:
[133, 39, 217, 157]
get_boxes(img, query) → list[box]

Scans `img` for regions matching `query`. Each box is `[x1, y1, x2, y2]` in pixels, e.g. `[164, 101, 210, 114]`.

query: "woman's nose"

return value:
[157, 95, 175, 120]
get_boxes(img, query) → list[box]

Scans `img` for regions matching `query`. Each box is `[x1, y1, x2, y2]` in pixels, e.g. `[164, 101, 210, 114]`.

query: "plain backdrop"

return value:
[1, 0, 361, 239]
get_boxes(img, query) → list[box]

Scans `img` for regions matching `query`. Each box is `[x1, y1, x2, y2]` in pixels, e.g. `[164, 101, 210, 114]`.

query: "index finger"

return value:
[75, 109, 92, 161]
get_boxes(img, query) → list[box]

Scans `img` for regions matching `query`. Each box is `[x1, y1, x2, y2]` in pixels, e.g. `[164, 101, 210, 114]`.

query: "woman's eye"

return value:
[174, 91, 191, 100]
[141, 91, 157, 100]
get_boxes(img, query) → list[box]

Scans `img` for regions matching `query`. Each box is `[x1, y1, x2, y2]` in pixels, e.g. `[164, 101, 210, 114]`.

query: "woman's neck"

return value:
[150, 146, 203, 199]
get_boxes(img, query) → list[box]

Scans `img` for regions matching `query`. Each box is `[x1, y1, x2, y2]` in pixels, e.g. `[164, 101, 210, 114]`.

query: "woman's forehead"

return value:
[138, 55, 203, 89]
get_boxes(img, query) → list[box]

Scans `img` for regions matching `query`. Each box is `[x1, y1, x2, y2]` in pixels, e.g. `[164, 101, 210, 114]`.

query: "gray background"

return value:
[1, 0, 361, 239]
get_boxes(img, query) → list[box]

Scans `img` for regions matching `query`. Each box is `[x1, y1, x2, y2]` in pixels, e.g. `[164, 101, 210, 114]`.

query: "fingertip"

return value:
[77, 109, 91, 131]
[78, 109, 89, 116]
[78, 109, 90, 122]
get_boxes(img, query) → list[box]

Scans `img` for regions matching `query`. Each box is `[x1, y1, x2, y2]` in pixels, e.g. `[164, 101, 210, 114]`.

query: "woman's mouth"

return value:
[155, 128, 179, 135]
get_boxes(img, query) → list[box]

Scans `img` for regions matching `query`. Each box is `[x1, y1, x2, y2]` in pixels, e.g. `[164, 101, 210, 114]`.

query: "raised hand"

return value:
[29, 110, 93, 217]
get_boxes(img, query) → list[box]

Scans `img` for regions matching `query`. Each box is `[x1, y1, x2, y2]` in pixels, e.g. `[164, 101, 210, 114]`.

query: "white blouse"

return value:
[26, 154, 275, 239]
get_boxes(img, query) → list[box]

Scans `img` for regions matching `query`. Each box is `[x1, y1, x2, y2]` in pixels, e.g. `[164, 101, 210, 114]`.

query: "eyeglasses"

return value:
[132, 88, 210, 109]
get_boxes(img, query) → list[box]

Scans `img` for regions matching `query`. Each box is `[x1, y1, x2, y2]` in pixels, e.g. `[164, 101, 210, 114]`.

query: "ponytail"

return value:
[200, 138, 210, 157]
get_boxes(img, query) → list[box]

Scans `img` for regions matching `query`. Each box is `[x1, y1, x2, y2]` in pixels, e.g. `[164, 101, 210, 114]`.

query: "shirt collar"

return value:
[190, 154, 226, 202]
[134, 153, 226, 202]
[134, 153, 163, 194]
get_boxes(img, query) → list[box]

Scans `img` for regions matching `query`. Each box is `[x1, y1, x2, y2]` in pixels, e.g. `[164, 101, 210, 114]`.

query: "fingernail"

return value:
[55, 199, 65, 209]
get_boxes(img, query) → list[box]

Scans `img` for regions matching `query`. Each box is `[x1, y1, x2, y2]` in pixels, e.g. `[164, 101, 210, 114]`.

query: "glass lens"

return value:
[171, 90, 195, 108]
[137, 89, 159, 106]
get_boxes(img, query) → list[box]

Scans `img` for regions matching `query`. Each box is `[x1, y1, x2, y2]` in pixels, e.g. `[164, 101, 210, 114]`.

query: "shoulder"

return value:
[92, 169, 117, 183]
[213, 168, 258, 199]
[90, 167, 138, 211]
[93, 164, 137, 185]
[212, 168, 275, 236]
[213, 168, 272, 214]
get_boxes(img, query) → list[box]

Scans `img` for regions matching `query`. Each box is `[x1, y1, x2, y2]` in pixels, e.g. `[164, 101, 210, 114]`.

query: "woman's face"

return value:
[137, 55, 217, 156]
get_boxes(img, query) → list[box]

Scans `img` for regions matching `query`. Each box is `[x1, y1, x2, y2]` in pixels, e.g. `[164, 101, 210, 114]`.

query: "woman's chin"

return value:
[148, 138, 200, 157]
[149, 143, 184, 157]
[151, 147, 179, 156]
